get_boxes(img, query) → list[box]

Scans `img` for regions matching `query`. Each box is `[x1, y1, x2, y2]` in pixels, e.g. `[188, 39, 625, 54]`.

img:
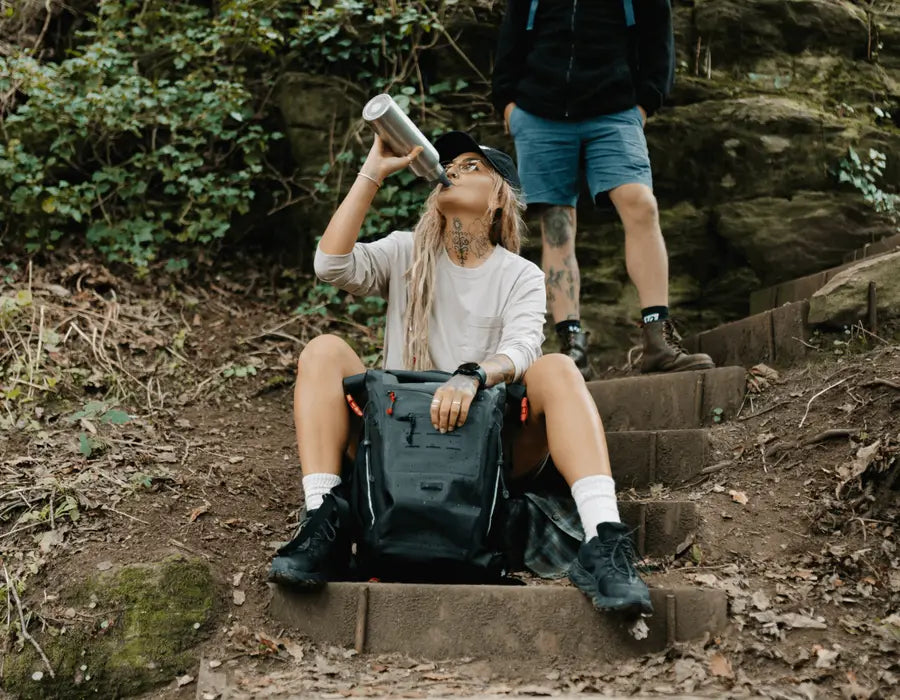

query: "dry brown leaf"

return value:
[709, 652, 734, 679]
[189, 504, 209, 522]
[729, 490, 749, 505]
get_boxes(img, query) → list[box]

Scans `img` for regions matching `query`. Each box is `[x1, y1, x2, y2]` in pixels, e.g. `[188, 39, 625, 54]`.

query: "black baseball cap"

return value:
[434, 131, 521, 190]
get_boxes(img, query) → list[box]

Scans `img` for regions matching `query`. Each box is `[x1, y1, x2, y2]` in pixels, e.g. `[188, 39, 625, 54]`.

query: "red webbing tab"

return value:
[345, 393, 363, 417]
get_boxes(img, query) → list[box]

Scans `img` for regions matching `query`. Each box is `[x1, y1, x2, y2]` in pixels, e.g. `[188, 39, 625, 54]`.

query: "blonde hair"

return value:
[403, 171, 525, 370]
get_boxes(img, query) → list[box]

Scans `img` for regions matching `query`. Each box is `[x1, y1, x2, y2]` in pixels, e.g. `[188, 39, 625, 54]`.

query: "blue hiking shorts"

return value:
[509, 105, 653, 207]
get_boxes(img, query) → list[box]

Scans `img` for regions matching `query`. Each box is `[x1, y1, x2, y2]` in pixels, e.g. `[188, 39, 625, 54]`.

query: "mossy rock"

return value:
[715, 190, 897, 285]
[2, 556, 216, 699]
[647, 95, 900, 204]
[809, 250, 900, 326]
[693, 0, 869, 67]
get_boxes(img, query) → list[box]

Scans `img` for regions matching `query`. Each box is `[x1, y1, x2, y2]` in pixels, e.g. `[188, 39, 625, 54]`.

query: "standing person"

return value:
[492, 0, 714, 379]
[267, 131, 652, 615]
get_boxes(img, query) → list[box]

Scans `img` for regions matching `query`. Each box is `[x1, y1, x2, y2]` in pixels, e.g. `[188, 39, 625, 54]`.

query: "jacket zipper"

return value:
[565, 0, 578, 117]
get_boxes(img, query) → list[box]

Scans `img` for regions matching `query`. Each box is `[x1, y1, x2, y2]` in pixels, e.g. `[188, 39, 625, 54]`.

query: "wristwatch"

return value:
[452, 362, 487, 390]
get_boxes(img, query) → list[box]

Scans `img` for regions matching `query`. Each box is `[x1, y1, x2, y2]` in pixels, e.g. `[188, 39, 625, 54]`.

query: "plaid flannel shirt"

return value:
[522, 491, 584, 579]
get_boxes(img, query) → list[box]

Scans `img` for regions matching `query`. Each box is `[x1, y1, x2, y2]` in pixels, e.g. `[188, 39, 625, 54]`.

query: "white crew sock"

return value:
[571, 474, 621, 541]
[302, 473, 342, 512]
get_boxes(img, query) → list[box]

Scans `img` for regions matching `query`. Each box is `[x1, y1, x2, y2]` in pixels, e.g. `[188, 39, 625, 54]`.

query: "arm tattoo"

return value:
[541, 206, 575, 248]
[480, 353, 517, 387]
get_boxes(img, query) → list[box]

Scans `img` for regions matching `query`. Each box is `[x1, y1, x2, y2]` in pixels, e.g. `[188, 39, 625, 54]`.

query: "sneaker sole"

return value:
[267, 569, 328, 589]
[568, 560, 653, 616]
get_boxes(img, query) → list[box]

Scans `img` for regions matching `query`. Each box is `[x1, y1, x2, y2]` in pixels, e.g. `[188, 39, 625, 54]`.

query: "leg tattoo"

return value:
[542, 206, 576, 248]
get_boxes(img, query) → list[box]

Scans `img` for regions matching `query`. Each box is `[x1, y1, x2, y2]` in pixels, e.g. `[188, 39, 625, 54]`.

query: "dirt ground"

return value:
[1, 255, 897, 699]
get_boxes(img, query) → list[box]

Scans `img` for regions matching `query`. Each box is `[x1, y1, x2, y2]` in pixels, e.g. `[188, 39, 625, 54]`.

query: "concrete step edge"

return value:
[683, 300, 811, 369]
[606, 429, 710, 488]
[587, 366, 746, 431]
[750, 234, 900, 314]
[269, 582, 727, 661]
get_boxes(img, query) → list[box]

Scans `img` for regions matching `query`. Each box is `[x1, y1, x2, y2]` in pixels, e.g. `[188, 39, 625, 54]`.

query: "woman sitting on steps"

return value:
[268, 130, 652, 615]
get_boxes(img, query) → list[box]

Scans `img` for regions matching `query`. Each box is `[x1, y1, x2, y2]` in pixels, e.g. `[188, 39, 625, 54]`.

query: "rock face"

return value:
[808, 251, 900, 327]
[3, 556, 216, 699]
[693, 0, 869, 65]
[716, 192, 897, 284]
[279, 0, 899, 365]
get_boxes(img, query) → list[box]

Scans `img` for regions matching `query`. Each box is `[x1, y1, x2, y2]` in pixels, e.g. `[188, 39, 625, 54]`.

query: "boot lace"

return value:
[661, 319, 687, 353]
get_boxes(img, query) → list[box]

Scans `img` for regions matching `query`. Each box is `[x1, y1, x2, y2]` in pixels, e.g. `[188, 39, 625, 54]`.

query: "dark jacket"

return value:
[492, 0, 675, 121]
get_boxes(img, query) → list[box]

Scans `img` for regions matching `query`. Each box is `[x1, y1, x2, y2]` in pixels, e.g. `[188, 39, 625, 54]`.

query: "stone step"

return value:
[607, 429, 709, 488]
[750, 233, 900, 315]
[619, 500, 698, 557]
[683, 301, 811, 369]
[269, 582, 727, 662]
[843, 232, 900, 263]
[587, 367, 746, 431]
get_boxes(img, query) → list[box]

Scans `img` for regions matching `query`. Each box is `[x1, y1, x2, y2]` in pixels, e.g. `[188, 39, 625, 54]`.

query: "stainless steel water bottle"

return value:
[362, 94, 452, 187]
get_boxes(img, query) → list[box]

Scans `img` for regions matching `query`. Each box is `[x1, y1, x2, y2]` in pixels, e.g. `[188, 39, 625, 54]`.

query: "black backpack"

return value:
[343, 369, 513, 583]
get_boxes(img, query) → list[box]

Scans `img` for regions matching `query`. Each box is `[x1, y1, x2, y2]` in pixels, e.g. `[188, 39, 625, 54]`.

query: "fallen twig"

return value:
[802, 428, 856, 446]
[799, 378, 848, 428]
[3, 565, 55, 679]
[739, 399, 790, 421]
[100, 504, 150, 525]
[698, 460, 733, 476]
[861, 378, 900, 391]
[792, 335, 820, 350]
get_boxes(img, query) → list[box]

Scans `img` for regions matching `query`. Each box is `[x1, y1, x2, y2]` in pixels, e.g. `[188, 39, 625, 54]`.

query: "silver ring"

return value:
[451, 401, 461, 406]
[431, 399, 440, 405]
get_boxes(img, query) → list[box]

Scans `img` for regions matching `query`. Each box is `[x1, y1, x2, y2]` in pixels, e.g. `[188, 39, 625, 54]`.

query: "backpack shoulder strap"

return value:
[623, 0, 636, 27]
[526, 0, 539, 30]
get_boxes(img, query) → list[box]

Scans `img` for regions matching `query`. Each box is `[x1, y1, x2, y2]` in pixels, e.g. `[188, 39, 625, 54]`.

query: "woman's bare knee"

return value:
[297, 334, 363, 376]
[525, 353, 583, 388]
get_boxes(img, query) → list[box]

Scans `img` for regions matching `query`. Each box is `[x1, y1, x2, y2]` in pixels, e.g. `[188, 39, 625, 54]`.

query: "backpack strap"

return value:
[526, 0, 539, 30]
[623, 0, 636, 27]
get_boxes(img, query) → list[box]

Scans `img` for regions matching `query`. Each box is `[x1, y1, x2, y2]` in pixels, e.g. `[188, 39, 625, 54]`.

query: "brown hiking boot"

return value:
[640, 319, 714, 374]
[559, 330, 593, 380]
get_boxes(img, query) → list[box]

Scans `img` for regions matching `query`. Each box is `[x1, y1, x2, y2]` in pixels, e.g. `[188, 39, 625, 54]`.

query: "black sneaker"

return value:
[559, 330, 593, 380]
[268, 492, 351, 588]
[568, 522, 653, 615]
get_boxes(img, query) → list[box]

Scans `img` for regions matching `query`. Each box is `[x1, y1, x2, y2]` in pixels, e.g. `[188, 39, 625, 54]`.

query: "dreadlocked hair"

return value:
[403, 171, 526, 370]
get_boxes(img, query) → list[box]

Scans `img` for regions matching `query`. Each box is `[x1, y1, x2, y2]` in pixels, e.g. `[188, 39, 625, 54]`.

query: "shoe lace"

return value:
[287, 515, 338, 554]
[595, 531, 641, 578]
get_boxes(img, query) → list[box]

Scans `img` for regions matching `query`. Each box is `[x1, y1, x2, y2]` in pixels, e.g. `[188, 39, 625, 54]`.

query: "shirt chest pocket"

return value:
[460, 315, 504, 362]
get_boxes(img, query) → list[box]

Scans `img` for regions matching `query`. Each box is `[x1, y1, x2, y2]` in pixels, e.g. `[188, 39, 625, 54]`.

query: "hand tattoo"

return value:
[480, 353, 517, 386]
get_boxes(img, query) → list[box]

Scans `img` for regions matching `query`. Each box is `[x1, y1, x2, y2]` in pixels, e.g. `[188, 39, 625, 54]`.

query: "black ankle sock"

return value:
[640, 306, 669, 324]
[555, 320, 582, 336]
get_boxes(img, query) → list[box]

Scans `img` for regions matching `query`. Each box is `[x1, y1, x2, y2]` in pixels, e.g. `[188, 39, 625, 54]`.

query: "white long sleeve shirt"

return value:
[314, 231, 546, 380]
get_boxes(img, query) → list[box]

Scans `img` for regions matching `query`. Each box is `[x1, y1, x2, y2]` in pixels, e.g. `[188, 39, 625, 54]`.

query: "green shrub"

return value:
[0, 0, 493, 267]
[0, 0, 284, 267]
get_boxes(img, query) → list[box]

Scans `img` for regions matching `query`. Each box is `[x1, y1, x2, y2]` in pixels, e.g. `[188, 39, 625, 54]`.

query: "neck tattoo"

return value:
[449, 217, 492, 265]
[451, 217, 470, 264]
